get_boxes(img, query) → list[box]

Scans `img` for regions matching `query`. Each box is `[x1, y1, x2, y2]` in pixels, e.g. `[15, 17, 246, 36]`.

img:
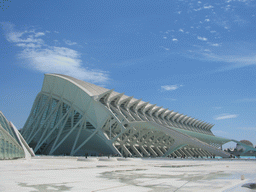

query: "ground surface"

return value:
[0, 156, 256, 192]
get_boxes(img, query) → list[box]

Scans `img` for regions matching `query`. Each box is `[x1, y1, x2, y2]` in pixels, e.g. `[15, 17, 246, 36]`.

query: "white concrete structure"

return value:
[0, 111, 34, 160]
[21, 74, 230, 157]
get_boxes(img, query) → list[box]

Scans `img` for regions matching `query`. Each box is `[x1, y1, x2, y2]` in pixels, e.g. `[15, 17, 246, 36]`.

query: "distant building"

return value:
[225, 140, 256, 157]
[21, 74, 231, 157]
[0, 111, 34, 160]
[236, 140, 254, 152]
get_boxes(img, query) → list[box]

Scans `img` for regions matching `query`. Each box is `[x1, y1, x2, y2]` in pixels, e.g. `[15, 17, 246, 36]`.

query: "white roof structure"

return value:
[21, 74, 231, 157]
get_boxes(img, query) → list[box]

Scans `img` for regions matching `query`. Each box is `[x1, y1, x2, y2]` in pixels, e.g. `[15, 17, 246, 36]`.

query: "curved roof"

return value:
[47, 74, 214, 133]
[240, 140, 253, 147]
[52, 74, 110, 96]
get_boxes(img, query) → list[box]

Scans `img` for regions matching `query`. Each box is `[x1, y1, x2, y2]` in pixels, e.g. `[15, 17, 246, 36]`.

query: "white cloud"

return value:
[172, 38, 178, 41]
[160, 46, 170, 51]
[214, 113, 238, 120]
[64, 39, 77, 46]
[204, 5, 214, 9]
[161, 84, 183, 91]
[6, 31, 44, 47]
[186, 45, 256, 71]
[18, 47, 108, 83]
[16, 43, 42, 48]
[197, 36, 208, 41]
[35, 32, 45, 37]
[2, 23, 109, 83]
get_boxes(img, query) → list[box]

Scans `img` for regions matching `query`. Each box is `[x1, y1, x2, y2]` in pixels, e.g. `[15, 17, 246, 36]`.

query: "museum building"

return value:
[21, 74, 231, 158]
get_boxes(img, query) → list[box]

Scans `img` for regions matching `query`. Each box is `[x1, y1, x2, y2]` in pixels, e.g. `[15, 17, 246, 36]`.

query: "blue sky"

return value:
[0, 0, 255, 147]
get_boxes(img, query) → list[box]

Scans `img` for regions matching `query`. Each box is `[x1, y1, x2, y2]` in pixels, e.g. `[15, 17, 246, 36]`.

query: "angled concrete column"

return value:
[173, 149, 182, 157]
[154, 147, 164, 156]
[147, 146, 158, 157]
[139, 145, 150, 156]
[130, 145, 143, 157]
[160, 146, 167, 153]
[175, 150, 182, 157]
[177, 149, 186, 156]
[121, 145, 132, 157]
[188, 148, 196, 156]
[182, 148, 192, 157]
[196, 149, 205, 157]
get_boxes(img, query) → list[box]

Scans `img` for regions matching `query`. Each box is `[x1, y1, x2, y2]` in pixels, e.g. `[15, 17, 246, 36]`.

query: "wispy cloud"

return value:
[18, 47, 108, 83]
[210, 43, 220, 47]
[6, 30, 44, 47]
[34, 32, 45, 37]
[186, 47, 256, 72]
[197, 36, 208, 41]
[214, 113, 238, 120]
[63, 39, 77, 46]
[1, 23, 109, 83]
[161, 84, 183, 91]
[162, 0, 256, 72]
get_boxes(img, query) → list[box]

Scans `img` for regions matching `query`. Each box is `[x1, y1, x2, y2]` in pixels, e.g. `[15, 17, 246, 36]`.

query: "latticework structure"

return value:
[21, 74, 231, 157]
[0, 111, 34, 159]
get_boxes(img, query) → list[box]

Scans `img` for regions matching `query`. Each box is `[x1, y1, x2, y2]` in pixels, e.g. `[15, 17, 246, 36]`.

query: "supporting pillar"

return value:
[175, 150, 182, 157]
[188, 148, 196, 157]
[130, 145, 143, 157]
[160, 147, 167, 153]
[177, 149, 186, 156]
[140, 145, 150, 157]
[147, 146, 158, 157]
[121, 145, 132, 157]
[154, 147, 164, 156]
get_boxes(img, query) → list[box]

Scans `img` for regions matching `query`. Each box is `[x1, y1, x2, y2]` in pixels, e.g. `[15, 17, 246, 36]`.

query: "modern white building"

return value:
[0, 111, 34, 160]
[21, 74, 231, 158]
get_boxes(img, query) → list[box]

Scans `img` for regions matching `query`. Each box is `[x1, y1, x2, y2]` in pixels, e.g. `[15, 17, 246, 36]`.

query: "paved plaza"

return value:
[1, 157, 256, 192]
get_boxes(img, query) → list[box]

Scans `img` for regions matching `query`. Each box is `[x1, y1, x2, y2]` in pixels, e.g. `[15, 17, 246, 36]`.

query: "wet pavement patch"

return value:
[100, 168, 231, 191]
[18, 182, 72, 191]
